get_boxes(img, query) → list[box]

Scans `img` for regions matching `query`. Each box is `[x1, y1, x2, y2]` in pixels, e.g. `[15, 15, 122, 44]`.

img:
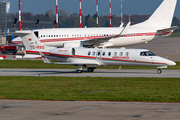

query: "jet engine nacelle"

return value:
[49, 47, 76, 56]
[63, 42, 82, 48]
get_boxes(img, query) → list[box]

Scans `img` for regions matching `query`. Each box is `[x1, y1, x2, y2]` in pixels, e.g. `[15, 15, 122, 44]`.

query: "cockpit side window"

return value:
[140, 51, 156, 56]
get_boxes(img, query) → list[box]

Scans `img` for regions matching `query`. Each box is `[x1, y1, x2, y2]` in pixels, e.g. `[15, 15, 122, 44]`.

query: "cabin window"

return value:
[64, 35, 66, 37]
[88, 51, 91, 56]
[108, 52, 111, 56]
[120, 52, 123, 56]
[92, 51, 96, 56]
[126, 52, 129, 57]
[114, 52, 117, 56]
[102, 52, 105, 56]
[98, 51, 101, 56]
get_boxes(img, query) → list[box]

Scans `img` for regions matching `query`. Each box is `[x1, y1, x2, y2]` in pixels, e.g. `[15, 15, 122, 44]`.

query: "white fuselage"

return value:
[13, 26, 172, 48]
[43, 47, 175, 68]
[35, 27, 171, 47]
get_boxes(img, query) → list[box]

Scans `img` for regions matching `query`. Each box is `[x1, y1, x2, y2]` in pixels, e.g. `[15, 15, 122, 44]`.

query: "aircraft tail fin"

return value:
[16, 31, 56, 51]
[132, 0, 177, 28]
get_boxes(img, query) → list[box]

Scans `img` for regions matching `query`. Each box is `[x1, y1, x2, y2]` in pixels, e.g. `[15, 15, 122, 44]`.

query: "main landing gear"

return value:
[76, 70, 83, 73]
[76, 65, 83, 73]
[76, 65, 96, 73]
[157, 69, 162, 74]
[87, 67, 95, 72]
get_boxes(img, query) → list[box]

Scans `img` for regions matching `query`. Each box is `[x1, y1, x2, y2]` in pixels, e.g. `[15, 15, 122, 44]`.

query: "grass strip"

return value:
[169, 33, 180, 37]
[0, 76, 180, 102]
[0, 60, 180, 69]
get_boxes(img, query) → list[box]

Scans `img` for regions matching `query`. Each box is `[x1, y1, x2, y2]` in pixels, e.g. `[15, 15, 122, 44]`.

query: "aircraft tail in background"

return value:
[132, 0, 177, 28]
[15, 31, 56, 51]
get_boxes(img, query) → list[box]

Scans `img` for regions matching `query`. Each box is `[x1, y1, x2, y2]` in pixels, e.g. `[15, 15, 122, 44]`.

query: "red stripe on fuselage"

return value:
[12, 31, 172, 45]
[25, 50, 50, 55]
[40, 32, 172, 43]
[49, 53, 167, 65]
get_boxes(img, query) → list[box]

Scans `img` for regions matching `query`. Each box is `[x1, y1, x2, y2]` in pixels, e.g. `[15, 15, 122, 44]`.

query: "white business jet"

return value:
[13, 0, 179, 48]
[21, 31, 176, 74]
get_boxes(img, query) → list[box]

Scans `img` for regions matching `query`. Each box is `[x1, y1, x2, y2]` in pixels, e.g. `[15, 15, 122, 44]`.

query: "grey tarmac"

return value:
[0, 69, 180, 78]
[0, 100, 180, 120]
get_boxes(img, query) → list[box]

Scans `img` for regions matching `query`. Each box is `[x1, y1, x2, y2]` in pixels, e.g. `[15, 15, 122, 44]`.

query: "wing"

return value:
[82, 22, 131, 46]
[40, 52, 98, 66]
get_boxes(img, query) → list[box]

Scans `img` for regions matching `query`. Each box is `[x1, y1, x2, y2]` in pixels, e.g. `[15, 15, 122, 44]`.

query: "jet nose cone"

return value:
[168, 61, 176, 66]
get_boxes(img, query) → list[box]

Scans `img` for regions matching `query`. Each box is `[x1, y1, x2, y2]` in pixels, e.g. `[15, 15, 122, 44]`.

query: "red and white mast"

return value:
[80, 0, 82, 28]
[121, 0, 123, 24]
[109, 0, 112, 27]
[96, 0, 98, 27]
[19, 0, 21, 31]
[56, 0, 58, 28]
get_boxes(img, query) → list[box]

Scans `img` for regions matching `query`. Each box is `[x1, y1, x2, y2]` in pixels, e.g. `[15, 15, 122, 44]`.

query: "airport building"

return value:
[0, 1, 8, 45]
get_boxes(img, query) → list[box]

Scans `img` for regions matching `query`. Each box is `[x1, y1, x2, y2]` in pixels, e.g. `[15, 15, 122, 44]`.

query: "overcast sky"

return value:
[1, 0, 180, 18]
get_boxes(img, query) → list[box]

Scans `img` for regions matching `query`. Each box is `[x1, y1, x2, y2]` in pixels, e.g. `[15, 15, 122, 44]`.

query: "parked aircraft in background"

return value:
[13, 0, 179, 48]
[21, 31, 176, 74]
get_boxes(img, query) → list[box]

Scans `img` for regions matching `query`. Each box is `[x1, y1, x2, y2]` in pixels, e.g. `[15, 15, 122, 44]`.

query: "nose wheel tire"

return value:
[157, 69, 162, 74]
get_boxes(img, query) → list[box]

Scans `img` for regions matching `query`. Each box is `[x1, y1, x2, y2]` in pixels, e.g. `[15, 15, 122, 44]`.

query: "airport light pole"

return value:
[110, 0, 112, 27]
[19, 0, 21, 31]
[80, 0, 82, 28]
[96, 0, 98, 27]
[56, 0, 58, 28]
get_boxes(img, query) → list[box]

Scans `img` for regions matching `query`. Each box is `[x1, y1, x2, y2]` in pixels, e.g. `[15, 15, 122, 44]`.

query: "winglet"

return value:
[119, 23, 124, 27]
[120, 22, 131, 36]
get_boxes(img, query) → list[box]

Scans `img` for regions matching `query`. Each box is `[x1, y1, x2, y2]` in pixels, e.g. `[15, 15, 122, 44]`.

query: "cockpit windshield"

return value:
[140, 51, 156, 56]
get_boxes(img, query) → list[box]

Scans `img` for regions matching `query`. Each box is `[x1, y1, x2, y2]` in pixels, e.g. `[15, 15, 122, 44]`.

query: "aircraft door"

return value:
[96, 50, 102, 60]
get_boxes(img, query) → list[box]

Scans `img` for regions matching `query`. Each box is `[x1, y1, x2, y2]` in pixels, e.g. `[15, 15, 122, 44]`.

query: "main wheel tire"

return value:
[157, 69, 162, 74]
[76, 70, 83, 73]
[87, 68, 94, 72]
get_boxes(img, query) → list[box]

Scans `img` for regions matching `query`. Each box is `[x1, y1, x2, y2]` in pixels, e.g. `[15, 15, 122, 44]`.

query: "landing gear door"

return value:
[96, 50, 102, 60]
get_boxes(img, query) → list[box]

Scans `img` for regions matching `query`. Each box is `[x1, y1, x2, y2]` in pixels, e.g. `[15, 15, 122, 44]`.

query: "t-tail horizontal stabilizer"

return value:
[157, 26, 180, 32]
